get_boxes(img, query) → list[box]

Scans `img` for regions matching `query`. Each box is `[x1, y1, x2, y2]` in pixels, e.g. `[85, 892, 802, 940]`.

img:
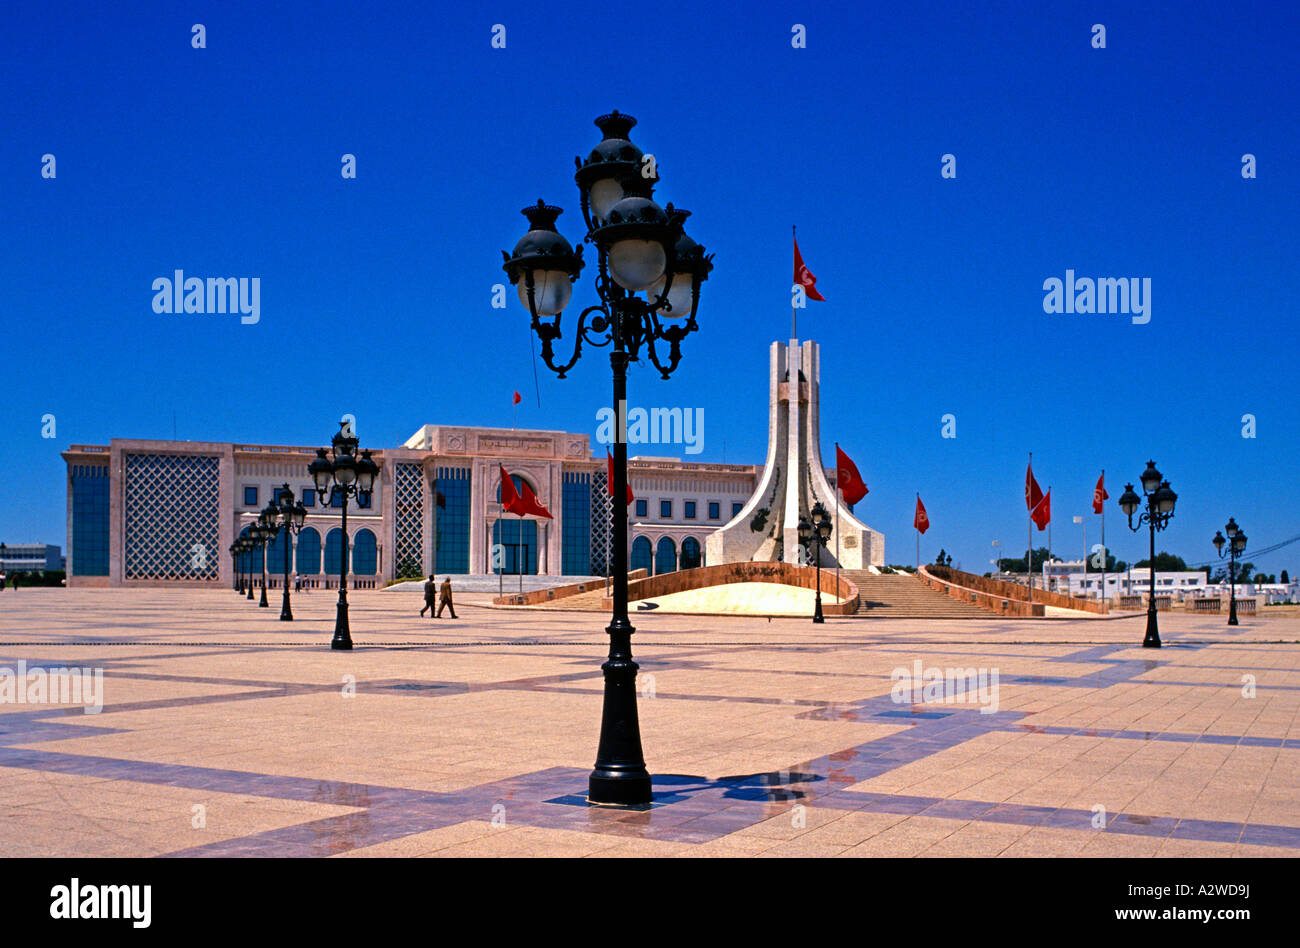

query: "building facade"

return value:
[0, 543, 63, 574]
[62, 427, 759, 588]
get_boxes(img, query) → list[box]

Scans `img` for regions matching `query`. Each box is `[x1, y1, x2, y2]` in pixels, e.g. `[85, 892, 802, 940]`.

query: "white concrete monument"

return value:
[706, 339, 884, 568]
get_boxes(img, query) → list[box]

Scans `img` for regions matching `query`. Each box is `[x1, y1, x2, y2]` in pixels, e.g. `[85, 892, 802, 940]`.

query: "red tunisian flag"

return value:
[914, 496, 930, 534]
[512, 391, 522, 406]
[1092, 471, 1109, 514]
[793, 235, 825, 301]
[499, 466, 522, 514]
[835, 444, 868, 505]
[606, 449, 633, 506]
[1025, 462, 1044, 517]
[1033, 488, 1051, 531]
[519, 482, 553, 519]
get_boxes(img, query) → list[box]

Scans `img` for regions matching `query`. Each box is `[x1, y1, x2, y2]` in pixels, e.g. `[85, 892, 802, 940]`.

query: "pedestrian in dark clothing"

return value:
[420, 575, 437, 618]
[437, 576, 456, 618]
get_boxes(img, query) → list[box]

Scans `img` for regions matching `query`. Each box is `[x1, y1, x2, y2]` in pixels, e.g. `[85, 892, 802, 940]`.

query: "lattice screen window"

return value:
[123, 454, 221, 581]
[590, 469, 613, 577]
[393, 462, 425, 578]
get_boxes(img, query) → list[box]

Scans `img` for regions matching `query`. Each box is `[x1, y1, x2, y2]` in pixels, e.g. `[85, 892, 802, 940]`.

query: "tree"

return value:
[1252, 573, 1276, 585]
[1132, 552, 1189, 571]
[1282, 569, 1290, 584]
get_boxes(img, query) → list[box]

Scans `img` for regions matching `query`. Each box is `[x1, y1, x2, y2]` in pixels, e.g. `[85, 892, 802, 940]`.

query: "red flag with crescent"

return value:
[519, 481, 553, 519]
[1025, 463, 1044, 515]
[1092, 471, 1109, 514]
[1033, 488, 1051, 531]
[794, 236, 825, 302]
[606, 449, 633, 506]
[835, 444, 868, 505]
[499, 466, 522, 515]
[914, 496, 930, 535]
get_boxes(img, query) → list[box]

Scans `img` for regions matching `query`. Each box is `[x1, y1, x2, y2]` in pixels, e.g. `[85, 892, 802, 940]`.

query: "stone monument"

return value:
[706, 339, 884, 568]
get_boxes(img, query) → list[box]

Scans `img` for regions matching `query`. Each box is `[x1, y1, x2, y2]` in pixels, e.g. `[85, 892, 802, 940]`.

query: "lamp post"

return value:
[501, 110, 711, 807]
[806, 502, 832, 623]
[309, 422, 379, 650]
[255, 502, 280, 608]
[236, 539, 249, 594]
[229, 542, 240, 592]
[245, 529, 263, 600]
[1212, 518, 1248, 626]
[1117, 460, 1178, 648]
[270, 483, 308, 621]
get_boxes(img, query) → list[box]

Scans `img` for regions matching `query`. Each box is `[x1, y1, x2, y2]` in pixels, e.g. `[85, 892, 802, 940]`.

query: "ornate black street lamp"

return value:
[245, 530, 262, 600]
[1117, 460, 1178, 648]
[269, 484, 308, 621]
[229, 542, 240, 592]
[236, 539, 249, 594]
[803, 502, 832, 623]
[255, 501, 281, 608]
[502, 110, 712, 807]
[1212, 518, 1248, 626]
[309, 422, 379, 650]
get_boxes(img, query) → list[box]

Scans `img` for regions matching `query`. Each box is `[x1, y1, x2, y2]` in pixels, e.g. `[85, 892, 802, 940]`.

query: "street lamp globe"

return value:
[1118, 483, 1140, 518]
[574, 110, 645, 228]
[1212, 530, 1226, 555]
[309, 449, 332, 493]
[1154, 481, 1177, 515]
[356, 450, 379, 493]
[1224, 517, 1239, 538]
[650, 208, 711, 320]
[1139, 460, 1162, 495]
[595, 178, 671, 292]
[1233, 531, 1247, 554]
[503, 201, 582, 316]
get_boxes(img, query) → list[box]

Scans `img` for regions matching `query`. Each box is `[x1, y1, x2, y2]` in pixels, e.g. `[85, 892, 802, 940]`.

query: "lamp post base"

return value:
[331, 592, 352, 649]
[587, 650, 652, 807]
[280, 592, 293, 622]
[258, 584, 268, 607]
[1228, 598, 1239, 626]
[1143, 609, 1161, 648]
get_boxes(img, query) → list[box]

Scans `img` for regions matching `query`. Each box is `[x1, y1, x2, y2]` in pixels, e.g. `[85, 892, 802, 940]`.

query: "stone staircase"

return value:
[840, 570, 993, 619]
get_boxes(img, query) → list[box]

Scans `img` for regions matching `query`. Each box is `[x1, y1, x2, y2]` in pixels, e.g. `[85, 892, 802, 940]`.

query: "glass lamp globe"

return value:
[608, 239, 667, 292]
[649, 271, 694, 319]
[589, 178, 625, 223]
[517, 270, 573, 316]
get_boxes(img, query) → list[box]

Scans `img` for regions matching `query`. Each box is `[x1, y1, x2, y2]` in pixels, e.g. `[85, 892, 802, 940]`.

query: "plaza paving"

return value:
[0, 586, 1297, 857]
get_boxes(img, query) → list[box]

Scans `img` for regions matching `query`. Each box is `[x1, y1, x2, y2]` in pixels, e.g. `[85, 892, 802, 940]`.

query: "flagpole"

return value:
[1047, 487, 1052, 593]
[834, 447, 840, 594]
[791, 225, 797, 340]
[1100, 470, 1107, 607]
[1027, 452, 1033, 603]
[518, 512, 524, 595]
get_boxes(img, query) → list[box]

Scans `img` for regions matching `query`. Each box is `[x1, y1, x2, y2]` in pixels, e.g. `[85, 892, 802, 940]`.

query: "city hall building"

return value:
[62, 426, 759, 588]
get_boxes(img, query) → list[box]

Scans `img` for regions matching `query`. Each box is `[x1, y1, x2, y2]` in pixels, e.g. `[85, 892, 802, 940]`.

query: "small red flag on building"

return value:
[519, 481, 553, 519]
[1092, 471, 1109, 514]
[512, 390, 522, 405]
[835, 444, 868, 505]
[499, 466, 522, 515]
[914, 495, 930, 534]
[793, 235, 825, 302]
[606, 449, 633, 506]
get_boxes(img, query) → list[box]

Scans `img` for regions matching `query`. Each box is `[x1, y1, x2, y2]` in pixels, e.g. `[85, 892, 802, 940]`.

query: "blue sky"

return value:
[3, 0, 1298, 574]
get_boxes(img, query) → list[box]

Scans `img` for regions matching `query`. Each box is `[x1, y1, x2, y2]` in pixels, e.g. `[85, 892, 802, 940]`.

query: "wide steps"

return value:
[839, 570, 992, 618]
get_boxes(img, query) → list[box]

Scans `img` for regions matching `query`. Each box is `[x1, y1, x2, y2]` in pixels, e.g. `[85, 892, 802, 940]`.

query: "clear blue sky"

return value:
[4, 0, 1297, 575]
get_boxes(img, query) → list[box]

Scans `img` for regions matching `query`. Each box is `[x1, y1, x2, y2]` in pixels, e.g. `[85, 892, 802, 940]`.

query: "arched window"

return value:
[655, 537, 677, 575]
[324, 528, 346, 575]
[352, 529, 377, 575]
[492, 518, 538, 574]
[296, 527, 321, 574]
[680, 536, 702, 570]
[630, 536, 653, 575]
[265, 528, 292, 576]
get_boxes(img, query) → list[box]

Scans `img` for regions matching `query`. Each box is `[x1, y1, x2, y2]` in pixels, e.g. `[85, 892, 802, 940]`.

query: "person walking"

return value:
[420, 574, 437, 618]
[437, 576, 456, 618]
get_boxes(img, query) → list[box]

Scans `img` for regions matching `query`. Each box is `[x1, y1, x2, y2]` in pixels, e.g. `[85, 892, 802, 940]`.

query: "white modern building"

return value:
[0, 543, 63, 574]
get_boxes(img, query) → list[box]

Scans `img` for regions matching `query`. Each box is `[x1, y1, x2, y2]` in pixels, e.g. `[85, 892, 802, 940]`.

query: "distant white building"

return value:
[0, 543, 63, 573]
[1036, 559, 1208, 601]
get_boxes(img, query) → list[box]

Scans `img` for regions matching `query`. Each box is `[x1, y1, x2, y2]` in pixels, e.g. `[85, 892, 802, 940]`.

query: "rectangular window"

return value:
[243, 486, 258, 506]
[708, 502, 720, 520]
[302, 488, 315, 507]
[635, 499, 647, 518]
[732, 502, 744, 517]
[562, 473, 592, 576]
[70, 465, 110, 576]
[331, 490, 344, 508]
[684, 501, 696, 519]
[435, 467, 472, 574]
[356, 491, 372, 509]
[660, 500, 672, 518]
